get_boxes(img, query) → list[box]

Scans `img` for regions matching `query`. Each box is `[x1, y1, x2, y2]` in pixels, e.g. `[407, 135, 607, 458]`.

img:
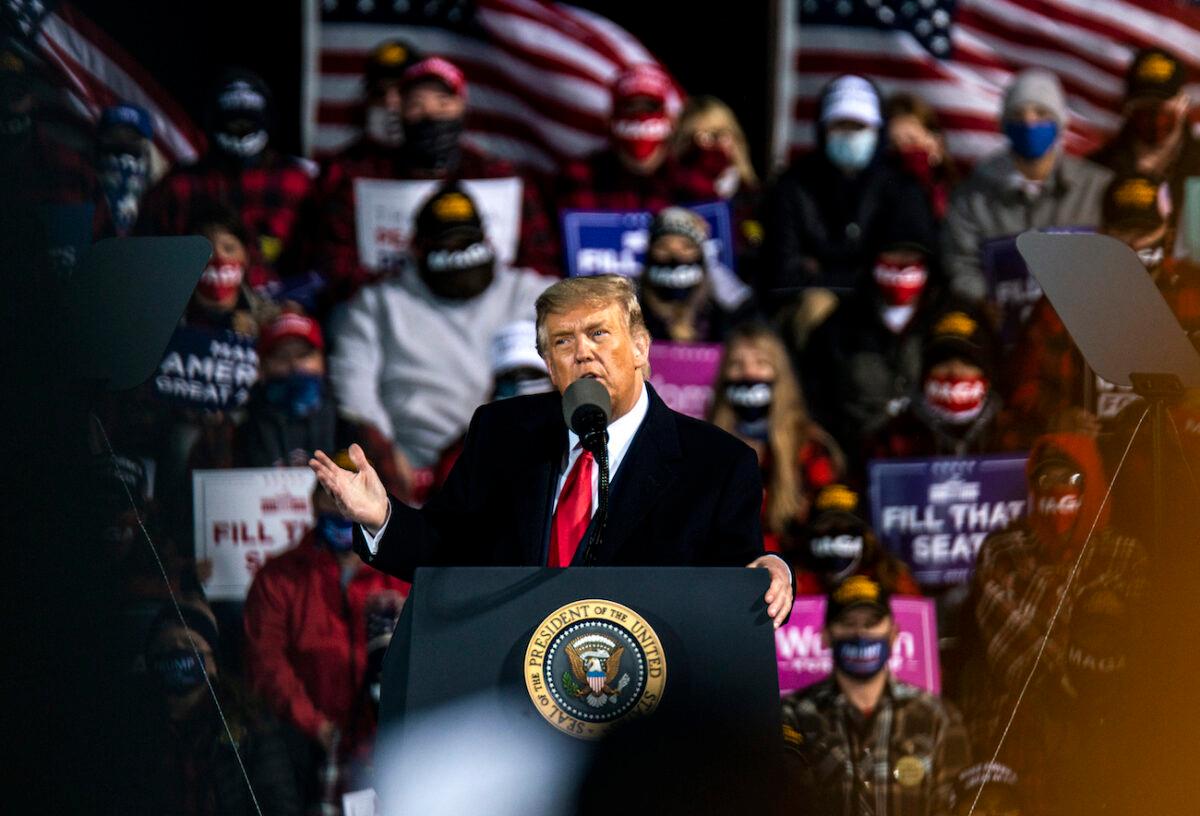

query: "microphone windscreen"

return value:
[561, 377, 612, 430]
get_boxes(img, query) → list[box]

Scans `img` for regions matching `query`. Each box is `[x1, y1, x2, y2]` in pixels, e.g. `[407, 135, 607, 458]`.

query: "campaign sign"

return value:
[647, 342, 722, 419]
[193, 468, 316, 600]
[354, 177, 523, 272]
[868, 454, 1029, 587]
[561, 200, 735, 278]
[981, 228, 1093, 352]
[775, 595, 940, 696]
[152, 326, 259, 413]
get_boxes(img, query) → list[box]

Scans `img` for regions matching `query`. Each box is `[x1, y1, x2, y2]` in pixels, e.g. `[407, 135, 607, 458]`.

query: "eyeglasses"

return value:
[1030, 462, 1085, 491]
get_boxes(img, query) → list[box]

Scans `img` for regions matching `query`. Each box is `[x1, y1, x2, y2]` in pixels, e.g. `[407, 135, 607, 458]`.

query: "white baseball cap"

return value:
[820, 75, 882, 127]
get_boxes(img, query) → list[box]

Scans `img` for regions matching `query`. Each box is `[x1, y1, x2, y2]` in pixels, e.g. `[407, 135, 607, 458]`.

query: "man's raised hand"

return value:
[309, 443, 390, 532]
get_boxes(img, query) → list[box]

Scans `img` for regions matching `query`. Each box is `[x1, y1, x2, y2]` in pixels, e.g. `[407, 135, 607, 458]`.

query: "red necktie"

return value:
[548, 449, 594, 567]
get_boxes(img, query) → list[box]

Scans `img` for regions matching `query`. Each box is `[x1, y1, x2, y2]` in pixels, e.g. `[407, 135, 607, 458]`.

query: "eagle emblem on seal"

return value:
[565, 634, 629, 705]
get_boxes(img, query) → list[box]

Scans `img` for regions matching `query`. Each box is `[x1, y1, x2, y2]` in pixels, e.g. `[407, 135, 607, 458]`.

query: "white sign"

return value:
[353, 177, 524, 272]
[342, 789, 379, 816]
[192, 468, 316, 600]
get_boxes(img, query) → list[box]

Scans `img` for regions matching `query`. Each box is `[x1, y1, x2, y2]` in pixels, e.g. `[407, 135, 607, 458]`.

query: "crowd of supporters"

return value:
[11, 25, 1200, 816]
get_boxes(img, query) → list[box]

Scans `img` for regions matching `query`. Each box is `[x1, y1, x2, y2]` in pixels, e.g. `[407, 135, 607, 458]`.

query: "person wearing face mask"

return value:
[867, 309, 1008, 461]
[668, 96, 765, 282]
[243, 482, 409, 803]
[957, 434, 1146, 769]
[781, 575, 971, 816]
[1004, 173, 1200, 446]
[180, 205, 267, 337]
[137, 69, 318, 293]
[708, 324, 844, 550]
[129, 601, 301, 816]
[558, 64, 683, 213]
[1092, 47, 1200, 236]
[328, 183, 551, 471]
[638, 207, 752, 342]
[236, 308, 409, 493]
[311, 54, 559, 300]
[762, 74, 937, 312]
[801, 227, 951, 474]
[790, 485, 921, 597]
[943, 69, 1112, 303]
[886, 93, 957, 222]
[93, 103, 155, 238]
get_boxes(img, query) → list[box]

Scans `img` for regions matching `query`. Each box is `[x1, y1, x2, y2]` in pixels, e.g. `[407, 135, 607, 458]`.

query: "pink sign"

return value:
[647, 342, 722, 419]
[775, 595, 941, 696]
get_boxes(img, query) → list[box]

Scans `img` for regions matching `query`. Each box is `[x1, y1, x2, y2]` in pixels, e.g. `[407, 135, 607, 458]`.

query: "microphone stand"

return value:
[580, 431, 609, 566]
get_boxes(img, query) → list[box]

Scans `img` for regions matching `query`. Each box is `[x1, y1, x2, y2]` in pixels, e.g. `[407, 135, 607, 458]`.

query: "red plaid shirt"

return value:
[309, 139, 560, 303]
[556, 148, 678, 213]
[963, 523, 1146, 746]
[136, 150, 318, 291]
[1004, 260, 1200, 445]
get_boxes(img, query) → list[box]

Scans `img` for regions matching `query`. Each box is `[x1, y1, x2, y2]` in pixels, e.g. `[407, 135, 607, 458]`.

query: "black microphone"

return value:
[561, 378, 612, 565]
[562, 378, 611, 454]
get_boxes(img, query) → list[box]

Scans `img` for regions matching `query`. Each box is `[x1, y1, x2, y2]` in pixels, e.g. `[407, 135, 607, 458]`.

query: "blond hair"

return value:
[708, 324, 844, 534]
[535, 274, 648, 352]
[671, 95, 759, 188]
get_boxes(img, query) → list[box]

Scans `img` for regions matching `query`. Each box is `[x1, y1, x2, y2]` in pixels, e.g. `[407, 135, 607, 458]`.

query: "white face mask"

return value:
[365, 105, 404, 147]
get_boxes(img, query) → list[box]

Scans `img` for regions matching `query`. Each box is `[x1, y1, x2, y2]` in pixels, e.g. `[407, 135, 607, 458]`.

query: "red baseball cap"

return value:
[611, 64, 681, 117]
[259, 311, 324, 356]
[402, 56, 467, 98]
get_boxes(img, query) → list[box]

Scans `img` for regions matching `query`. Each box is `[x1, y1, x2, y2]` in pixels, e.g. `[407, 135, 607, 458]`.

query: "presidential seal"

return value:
[524, 599, 666, 739]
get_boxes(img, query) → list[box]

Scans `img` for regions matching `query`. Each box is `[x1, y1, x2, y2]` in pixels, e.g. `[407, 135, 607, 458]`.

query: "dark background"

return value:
[74, 0, 776, 173]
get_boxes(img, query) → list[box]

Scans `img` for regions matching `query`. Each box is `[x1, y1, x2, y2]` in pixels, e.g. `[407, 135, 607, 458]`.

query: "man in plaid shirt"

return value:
[136, 69, 317, 296]
[309, 54, 560, 303]
[1004, 173, 1200, 445]
[959, 432, 1146, 811]
[782, 575, 971, 816]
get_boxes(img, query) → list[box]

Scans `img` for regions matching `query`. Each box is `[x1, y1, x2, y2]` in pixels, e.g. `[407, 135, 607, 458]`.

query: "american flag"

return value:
[771, 0, 1200, 167]
[5, 1, 203, 165]
[306, 0, 680, 173]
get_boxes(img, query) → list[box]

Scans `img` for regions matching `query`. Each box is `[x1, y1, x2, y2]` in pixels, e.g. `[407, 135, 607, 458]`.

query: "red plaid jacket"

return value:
[556, 148, 679, 213]
[1005, 260, 1200, 445]
[136, 150, 318, 292]
[308, 139, 560, 303]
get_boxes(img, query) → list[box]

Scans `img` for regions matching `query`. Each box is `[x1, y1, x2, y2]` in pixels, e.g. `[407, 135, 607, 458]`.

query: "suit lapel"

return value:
[577, 384, 682, 565]
[512, 398, 567, 566]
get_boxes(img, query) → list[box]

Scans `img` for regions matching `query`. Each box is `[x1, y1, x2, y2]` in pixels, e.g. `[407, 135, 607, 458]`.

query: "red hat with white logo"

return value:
[259, 311, 325, 356]
[402, 56, 467, 99]
[611, 64, 682, 118]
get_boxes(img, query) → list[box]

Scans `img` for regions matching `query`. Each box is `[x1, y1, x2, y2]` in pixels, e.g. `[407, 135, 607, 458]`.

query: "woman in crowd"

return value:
[128, 601, 300, 815]
[886, 92, 957, 221]
[669, 96, 764, 281]
[707, 323, 844, 551]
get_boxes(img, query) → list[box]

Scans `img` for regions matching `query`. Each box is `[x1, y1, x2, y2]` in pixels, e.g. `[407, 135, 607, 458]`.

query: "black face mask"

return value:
[725, 379, 773, 423]
[419, 240, 496, 300]
[404, 117, 463, 171]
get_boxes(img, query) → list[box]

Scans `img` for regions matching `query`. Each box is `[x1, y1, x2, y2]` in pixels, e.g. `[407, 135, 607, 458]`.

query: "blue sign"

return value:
[981, 227, 1092, 352]
[561, 201, 735, 279]
[867, 453, 1029, 587]
[152, 326, 259, 413]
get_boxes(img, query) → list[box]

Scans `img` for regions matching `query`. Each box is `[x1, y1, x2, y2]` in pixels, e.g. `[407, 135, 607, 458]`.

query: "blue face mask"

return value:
[317, 512, 355, 553]
[264, 373, 324, 418]
[98, 150, 149, 236]
[825, 128, 878, 172]
[151, 649, 208, 695]
[831, 636, 891, 680]
[1003, 119, 1058, 160]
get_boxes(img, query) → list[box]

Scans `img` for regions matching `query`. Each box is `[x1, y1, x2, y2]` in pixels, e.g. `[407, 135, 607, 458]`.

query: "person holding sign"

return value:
[328, 183, 551, 472]
[781, 575, 971, 816]
[312, 54, 560, 298]
[707, 323, 844, 548]
[637, 207, 753, 342]
[312, 274, 794, 626]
